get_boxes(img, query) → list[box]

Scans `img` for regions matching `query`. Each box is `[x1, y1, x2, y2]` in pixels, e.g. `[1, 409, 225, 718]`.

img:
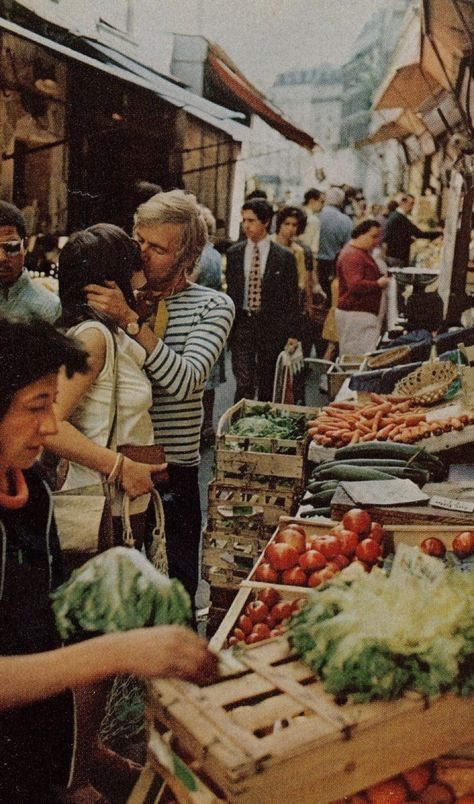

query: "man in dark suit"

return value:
[226, 198, 301, 402]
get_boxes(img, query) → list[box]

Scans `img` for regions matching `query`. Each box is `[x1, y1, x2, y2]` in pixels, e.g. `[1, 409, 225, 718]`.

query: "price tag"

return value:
[430, 495, 474, 513]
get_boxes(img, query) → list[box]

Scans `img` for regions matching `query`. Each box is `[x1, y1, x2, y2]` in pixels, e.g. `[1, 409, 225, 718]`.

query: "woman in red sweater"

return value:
[335, 219, 390, 355]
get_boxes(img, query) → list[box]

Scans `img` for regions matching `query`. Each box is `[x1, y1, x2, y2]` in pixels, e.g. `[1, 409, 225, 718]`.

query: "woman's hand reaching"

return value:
[120, 456, 167, 498]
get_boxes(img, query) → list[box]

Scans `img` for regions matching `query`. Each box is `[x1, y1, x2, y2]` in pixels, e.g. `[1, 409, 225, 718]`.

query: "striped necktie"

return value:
[248, 244, 261, 312]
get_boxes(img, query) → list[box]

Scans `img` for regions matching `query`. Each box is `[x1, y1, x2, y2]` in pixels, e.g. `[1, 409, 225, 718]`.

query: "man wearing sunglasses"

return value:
[0, 202, 61, 324]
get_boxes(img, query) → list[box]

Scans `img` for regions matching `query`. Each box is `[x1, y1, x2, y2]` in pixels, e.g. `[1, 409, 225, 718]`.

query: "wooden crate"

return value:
[210, 584, 240, 610]
[146, 637, 474, 804]
[202, 523, 272, 589]
[207, 481, 297, 528]
[215, 399, 318, 484]
[209, 585, 310, 652]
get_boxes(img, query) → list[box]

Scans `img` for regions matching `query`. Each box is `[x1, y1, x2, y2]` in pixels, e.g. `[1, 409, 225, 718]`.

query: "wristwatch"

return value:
[125, 317, 141, 336]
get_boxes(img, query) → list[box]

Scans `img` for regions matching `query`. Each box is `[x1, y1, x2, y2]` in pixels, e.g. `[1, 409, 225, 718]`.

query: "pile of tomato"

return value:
[227, 588, 306, 646]
[254, 508, 386, 588]
[333, 759, 474, 803]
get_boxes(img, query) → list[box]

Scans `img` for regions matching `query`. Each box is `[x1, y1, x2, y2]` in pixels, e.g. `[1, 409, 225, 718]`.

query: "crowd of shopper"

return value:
[0, 177, 443, 801]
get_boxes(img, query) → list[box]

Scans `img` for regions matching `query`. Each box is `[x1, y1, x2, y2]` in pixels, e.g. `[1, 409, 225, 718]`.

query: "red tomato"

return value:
[343, 508, 372, 535]
[298, 549, 327, 571]
[419, 783, 455, 803]
[245, 600, 269, 623]
[238, 614, 253, 635]
[228, 636, 239, 646]
[254, 562, 279, 584]
[370, 521, 387, 545]
[233, 627, 246, 642]
[311, 534, 341, 559]
[402, 763, 432, 795]
[356, 538, 382, 565]
[330, 554, 350, 569]
[257, 587, 281, 608]
[337, 529, 359, 557]
[420, 537, 446, 559]
[367, 777, 408, 803]
[271, 601, 293, 622]
[252, 622, 271, 640]
[265, 542, 299, 571]
[275, 527, 306, 554]
[452, 531, 474, 558]
[457, 796, 474, 803]
[326, 560, 343, 574]
[283, 523, 307, 536]
[265, 613, 277, 629]
[282, 566, 307, 586]
[246, 633, 262, 644]
[308, 567, 334, 587]
[349, 796, 369, 803]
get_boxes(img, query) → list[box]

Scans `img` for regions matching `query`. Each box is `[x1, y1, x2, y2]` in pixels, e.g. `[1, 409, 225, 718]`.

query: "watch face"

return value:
[126, 320, 140, 335]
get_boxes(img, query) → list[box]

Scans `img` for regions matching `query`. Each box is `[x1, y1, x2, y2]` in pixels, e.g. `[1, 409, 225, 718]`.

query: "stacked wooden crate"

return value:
[203, 399, 318, 634]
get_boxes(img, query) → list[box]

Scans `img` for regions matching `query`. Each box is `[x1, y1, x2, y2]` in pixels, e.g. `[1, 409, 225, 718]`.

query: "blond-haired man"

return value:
[85, 190, 235, 606]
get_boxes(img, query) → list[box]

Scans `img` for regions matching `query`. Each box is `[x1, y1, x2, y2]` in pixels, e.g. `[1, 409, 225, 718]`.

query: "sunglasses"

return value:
[0, 240, 23, 255]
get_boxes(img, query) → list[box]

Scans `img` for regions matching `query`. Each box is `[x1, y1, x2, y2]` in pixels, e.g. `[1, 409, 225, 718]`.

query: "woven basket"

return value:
[394, 361, 459, 405]
[367, 345, 412, 369]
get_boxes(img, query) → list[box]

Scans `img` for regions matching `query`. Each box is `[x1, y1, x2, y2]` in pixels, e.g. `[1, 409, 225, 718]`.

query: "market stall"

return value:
[127, 386, 474, 804]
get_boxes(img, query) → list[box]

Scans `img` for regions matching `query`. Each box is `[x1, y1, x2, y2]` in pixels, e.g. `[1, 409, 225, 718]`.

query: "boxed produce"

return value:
[147, 628, 474, 803]
[207, 480, 296, 530]
[209, 585, 309, 651]
[245, 512, 390, 593]
[216, 399, 318, 486]
[336, 756, 474, 802]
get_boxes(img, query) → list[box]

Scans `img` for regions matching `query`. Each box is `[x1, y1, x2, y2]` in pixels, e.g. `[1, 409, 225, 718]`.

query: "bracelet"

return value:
[107, 452, 125, 484]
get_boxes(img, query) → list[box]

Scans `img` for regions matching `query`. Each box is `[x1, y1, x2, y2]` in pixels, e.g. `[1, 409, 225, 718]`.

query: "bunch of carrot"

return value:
[308, 393, 474, 448]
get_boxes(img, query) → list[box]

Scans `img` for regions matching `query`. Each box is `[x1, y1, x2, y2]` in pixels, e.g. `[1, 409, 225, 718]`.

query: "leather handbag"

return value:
[118, 443, 169, 486]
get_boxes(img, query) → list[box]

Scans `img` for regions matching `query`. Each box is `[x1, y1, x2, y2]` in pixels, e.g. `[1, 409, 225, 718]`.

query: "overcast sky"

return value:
[155, 0, 388, 89]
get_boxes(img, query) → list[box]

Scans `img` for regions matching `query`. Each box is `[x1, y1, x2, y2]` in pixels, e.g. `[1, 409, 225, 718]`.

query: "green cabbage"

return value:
[50, 547, 191, 640]
[288, 566, 474, 701]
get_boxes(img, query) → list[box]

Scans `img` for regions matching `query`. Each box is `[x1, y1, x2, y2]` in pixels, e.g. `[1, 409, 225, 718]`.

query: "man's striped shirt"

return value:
[144, 283, 235, 466]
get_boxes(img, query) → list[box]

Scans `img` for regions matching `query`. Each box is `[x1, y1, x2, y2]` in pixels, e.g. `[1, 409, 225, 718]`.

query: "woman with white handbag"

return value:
[45, 223, 166, 552]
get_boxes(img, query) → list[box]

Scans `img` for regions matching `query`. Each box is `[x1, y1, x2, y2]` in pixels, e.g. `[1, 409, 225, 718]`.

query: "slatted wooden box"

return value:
[207, 480, 297, 529]
[202, 526, 270, 589]
[243, 516, 469, 594]
[209, 585, 310, 652]
[215, 399, 318, 486]
[146, 636, 474, 804]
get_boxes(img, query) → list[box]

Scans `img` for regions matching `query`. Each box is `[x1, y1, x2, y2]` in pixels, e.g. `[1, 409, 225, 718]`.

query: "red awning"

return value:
[207, 52, 317, 152]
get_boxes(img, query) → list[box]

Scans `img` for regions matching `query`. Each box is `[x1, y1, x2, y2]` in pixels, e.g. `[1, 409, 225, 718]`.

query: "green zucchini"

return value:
[314, 465, 395, 482]
[311, 458, 409, 474]
[335, 443, 423, 460]
[300, 506, 332, 518]
[306, 479, 340, 493]
[303, 488, 337, 506]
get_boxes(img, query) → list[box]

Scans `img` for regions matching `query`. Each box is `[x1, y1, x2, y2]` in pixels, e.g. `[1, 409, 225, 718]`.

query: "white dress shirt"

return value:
[243, 236, 271, 310]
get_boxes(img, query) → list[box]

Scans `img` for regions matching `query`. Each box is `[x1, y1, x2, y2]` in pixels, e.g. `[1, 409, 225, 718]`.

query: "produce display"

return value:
[288, 561, 474, 701]
[253, 511, 387, 587]
[421, 532, 474, 566]
[51, 547, 191, 639]
[308, 395, 474, 449]
[228, 404, 309, 450]
[302, 442, 447, 517]
[334, 758, 474, 803]
[227, 587, 306, 646]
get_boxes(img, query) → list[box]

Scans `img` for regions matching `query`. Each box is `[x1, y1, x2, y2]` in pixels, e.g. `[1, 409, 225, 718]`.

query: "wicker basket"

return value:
[367, 345, 412, 369]
[394, 361, 459, 405]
